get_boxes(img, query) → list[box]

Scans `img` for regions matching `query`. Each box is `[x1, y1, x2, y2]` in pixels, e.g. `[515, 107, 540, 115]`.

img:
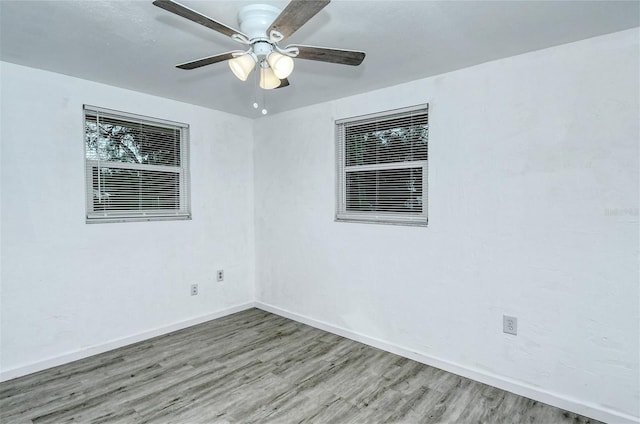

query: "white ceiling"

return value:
[1, 0, 638, 118]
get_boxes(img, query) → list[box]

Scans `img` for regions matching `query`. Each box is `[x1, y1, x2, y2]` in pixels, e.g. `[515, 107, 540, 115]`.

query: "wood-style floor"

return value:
[0, 308, 602, 423]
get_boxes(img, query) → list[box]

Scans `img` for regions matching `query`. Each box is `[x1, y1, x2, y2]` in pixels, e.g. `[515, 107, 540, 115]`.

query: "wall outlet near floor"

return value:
[190, 284, 198, 296]
[503, 315, 517, 335]
[216, 269, 224, 282]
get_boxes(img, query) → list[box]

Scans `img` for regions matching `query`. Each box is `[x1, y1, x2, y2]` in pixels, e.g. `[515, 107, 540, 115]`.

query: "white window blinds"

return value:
[336, 104, 428, 226]
[84, 105, 191, 223]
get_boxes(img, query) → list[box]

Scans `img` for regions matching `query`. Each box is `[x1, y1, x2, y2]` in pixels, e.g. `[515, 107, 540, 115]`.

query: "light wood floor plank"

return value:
[0, 308, 604, 423]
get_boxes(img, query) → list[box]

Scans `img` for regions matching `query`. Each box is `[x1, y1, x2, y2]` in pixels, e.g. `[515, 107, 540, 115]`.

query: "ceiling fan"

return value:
[153, 0, 366, 90]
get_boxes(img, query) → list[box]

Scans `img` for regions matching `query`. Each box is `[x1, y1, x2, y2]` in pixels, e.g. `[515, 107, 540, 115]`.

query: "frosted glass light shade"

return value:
[267, 52, 294, 79]
[260, 66, 281, 89]
[228, 54, 256, 81]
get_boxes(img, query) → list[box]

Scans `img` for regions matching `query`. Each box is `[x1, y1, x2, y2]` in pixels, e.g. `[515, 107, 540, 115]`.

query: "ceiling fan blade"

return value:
[268, 0, 330, 41]
[288, 45, 366, 66]
[176, 51, 241, 70]
[153, 0, 247, 40]
[276, 78, 290, 89]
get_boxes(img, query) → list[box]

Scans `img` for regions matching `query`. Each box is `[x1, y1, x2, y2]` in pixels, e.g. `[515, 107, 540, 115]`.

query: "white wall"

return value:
[0, 62, 255, 377]
[254, 29, 639, 422]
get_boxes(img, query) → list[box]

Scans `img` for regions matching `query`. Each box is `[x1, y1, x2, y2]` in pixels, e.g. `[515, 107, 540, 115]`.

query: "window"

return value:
[336, 104, 428, 226]
[84, 105, 190, 223]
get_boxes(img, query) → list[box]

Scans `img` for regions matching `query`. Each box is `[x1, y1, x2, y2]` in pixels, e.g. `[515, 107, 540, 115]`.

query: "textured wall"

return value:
[0, 62, 256, 375]
[254, 29, 639, 420]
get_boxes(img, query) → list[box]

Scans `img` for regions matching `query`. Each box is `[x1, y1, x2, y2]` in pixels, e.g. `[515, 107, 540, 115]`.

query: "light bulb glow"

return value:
[228, 54, 256, 81]
[262, 109, 268, 115]
[267, 52, 294, 79]
[252, 102, 259, 109]
[259, 66, 281, 90]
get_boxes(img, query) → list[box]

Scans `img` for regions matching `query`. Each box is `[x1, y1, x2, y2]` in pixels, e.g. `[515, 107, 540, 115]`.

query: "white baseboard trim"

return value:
[0, 302, 256, 383]
[256, 301, 639, 424]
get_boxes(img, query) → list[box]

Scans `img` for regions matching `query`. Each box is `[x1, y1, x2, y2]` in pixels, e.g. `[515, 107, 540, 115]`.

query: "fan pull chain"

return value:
[252, 67, 259, 109]
[261, 61, 268, 115]
[261, 87, 268, 115]
[251, 63, 268, 115]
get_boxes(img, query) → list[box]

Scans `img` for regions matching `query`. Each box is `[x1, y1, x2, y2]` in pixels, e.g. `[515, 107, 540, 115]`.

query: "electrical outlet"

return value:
[216, 270, 224, 282]
[503, 315, 517, 335]
[190, 284, 198, 296]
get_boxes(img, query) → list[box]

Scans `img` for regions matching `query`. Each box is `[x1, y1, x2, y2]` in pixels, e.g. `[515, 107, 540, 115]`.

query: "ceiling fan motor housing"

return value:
[238, 4, 281, 40]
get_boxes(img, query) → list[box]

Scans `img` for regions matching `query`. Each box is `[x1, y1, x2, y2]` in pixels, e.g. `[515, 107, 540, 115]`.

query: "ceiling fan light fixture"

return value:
[228, 53, 256, 81]
[267, 52, 294, 79]
[260, 66, 281, 90]
[155, 0, 366, 102]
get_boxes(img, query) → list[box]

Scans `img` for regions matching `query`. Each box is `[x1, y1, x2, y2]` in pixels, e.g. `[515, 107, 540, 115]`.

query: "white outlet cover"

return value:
[503, 315, 517, 335]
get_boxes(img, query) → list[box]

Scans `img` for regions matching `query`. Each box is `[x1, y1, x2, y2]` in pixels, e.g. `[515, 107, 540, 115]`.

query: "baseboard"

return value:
[0, 302, 256, 383]
[255, 301, 639, 424]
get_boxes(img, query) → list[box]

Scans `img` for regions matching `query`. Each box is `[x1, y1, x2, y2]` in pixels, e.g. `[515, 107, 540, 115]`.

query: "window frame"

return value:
[83, 105, 191, 224]
[335, 104, 429, 227]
